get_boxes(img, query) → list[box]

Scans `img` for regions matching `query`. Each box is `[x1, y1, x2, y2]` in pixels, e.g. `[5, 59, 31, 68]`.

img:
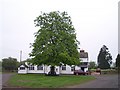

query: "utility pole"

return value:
[20, 50, 22, 62]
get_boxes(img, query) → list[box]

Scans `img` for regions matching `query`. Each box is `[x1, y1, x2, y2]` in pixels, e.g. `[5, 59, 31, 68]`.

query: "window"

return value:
[20, 67, 25, 70]
[62, 65, 66, 70]
[80, 62, 88, 66]
[29, 65, 34, 70]
[71, 66, 74, 71]
[83, 62, 88, 65]
[37, 65, 43, 70]
[56, 68, 58, 72]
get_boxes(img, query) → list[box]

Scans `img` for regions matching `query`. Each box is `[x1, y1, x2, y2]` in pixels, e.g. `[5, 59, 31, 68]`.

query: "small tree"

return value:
[115, 54, 120, 72]
[0, 61, 2, 72]
[97, 45, 112, 69]
[30, 11, 80, 75]
[89, 61, 97, 69]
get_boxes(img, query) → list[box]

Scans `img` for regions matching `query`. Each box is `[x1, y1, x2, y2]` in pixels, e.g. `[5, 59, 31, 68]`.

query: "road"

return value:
[66, 74, 118, 88]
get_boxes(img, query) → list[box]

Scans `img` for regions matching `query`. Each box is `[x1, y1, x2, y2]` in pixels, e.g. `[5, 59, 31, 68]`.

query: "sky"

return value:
[0, 0, 119, 64]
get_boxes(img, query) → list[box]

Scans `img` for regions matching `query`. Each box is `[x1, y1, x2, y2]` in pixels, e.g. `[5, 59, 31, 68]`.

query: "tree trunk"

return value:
[48, 66, 56, 76]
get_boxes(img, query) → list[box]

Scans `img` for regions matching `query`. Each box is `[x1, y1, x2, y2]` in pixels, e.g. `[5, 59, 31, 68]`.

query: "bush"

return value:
[101, 69, 118, 74]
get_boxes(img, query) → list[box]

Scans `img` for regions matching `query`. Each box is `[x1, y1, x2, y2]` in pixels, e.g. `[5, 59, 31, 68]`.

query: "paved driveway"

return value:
[2, 73, 15, 87]
[0, 73, 2, 90]
[66, 74, 118, 88]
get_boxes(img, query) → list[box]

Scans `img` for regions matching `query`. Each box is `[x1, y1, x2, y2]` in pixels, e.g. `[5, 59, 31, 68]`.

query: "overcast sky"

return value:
[0, 0, 119, 63]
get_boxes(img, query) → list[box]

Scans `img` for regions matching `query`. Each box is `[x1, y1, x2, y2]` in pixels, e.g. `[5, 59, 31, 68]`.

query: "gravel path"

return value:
[66, 74, 118, 88]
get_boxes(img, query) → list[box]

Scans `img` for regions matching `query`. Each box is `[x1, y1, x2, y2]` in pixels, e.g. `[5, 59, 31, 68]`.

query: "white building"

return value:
[18, 50, 89, 75]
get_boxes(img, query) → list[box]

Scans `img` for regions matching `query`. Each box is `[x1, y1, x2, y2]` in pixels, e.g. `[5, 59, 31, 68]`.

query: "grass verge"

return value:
[7, 74, 95, 88]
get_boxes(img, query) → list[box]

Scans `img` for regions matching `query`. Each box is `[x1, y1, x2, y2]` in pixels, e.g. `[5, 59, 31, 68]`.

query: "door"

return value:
[81, 67, 84, 72]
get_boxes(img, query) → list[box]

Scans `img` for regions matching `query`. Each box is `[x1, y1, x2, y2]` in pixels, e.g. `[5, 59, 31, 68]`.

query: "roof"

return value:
[19, 64, 28, 68]
[80, 50, 88, 58]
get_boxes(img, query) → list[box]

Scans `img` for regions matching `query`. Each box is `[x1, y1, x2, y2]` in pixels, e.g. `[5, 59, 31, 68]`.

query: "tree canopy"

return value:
[30, 11, 80, 67]
[97, 45, 112, 69]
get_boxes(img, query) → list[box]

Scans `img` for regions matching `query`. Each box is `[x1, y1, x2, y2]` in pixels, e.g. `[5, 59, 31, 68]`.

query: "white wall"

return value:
[55, 66, 60, 75]
[84, 68, 88, 72]
[75, 66, 81, 70]
[60, 65, 74, 74]
[80, 58, 88, 62]
[27, 65, 44, 74]
[18, 64, 60, 74]
[18, 63, 88, 74]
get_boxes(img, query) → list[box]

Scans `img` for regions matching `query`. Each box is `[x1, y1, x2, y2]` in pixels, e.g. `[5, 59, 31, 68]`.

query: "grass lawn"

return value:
[7, 74, 95, 88]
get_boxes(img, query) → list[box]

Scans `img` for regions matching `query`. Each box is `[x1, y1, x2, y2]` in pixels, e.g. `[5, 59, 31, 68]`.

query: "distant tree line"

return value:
[2, 57, 19, 72]
[1, 57, 32, 72]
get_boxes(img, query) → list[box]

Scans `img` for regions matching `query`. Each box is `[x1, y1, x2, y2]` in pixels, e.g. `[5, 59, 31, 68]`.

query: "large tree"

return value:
[30, 11, 80, 75]
[2, 57, 19, 71]
[97, 45, 112, 69]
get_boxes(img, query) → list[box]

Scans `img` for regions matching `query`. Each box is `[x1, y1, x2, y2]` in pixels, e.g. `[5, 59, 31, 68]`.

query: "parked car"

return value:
[74, 69, 89, 75]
